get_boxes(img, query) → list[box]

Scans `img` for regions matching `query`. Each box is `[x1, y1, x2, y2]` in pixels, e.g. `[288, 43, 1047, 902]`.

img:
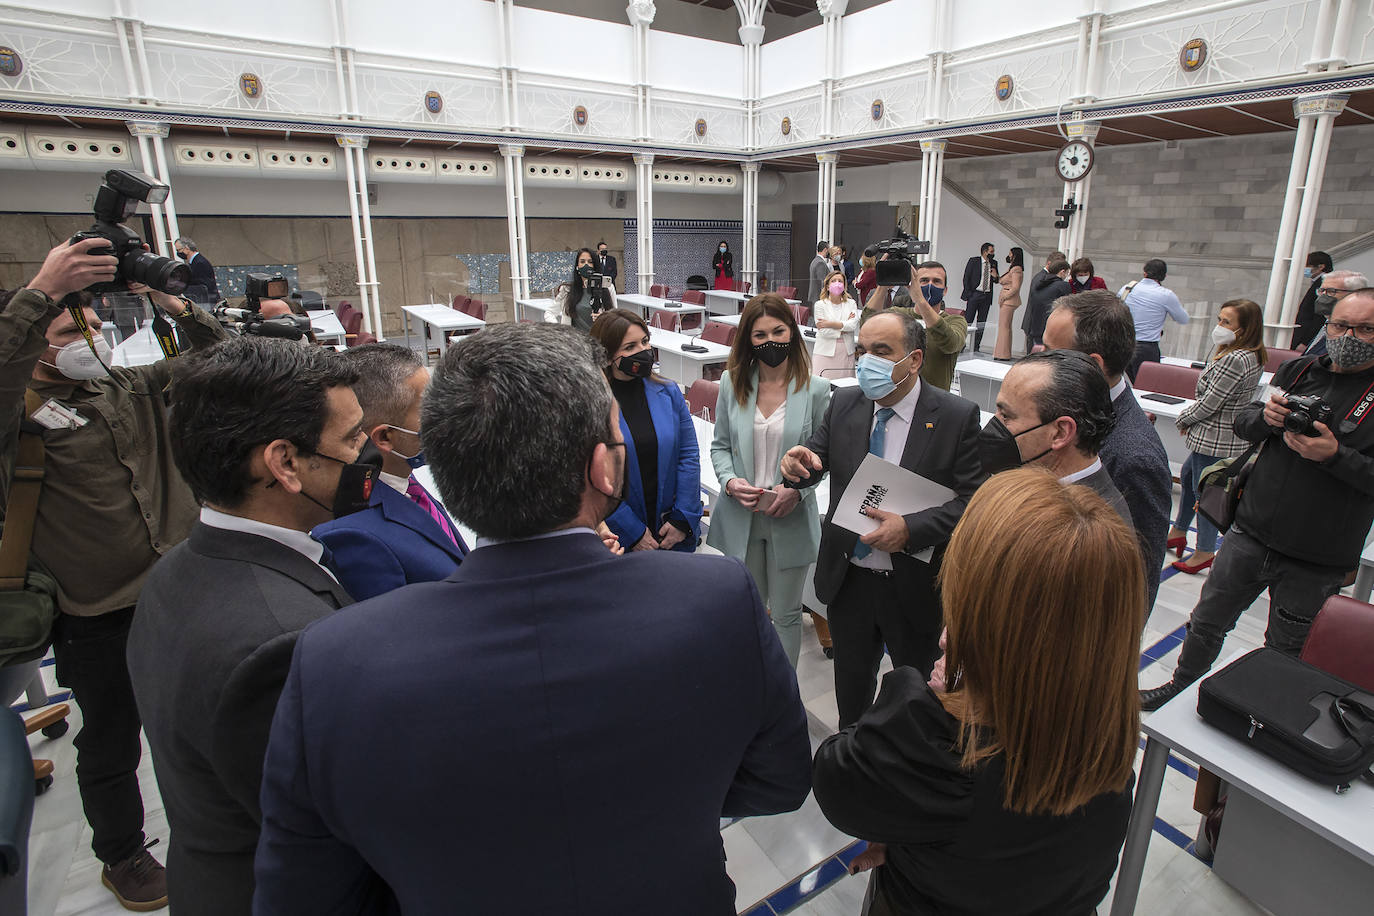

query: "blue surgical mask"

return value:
[921, 283, 945, 307]
[1303, 267, 1313, 279]
[855, 351, 912, 401]
[386, 425, 427, 469]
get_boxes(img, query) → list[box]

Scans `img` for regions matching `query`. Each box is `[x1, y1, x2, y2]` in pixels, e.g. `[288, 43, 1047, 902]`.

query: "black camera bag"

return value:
[1197, 648, 1374, 793]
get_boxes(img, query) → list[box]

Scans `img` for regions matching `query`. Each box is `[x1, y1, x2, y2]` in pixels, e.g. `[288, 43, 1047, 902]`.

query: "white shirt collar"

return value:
[882, 375, 922, 424]
[1109, 376, 1128, 401]
[1059, 457, 1103, 484]
[474, 526, 597, 551]
[379, 470, 411, 495]
[199, 506, 331, 572]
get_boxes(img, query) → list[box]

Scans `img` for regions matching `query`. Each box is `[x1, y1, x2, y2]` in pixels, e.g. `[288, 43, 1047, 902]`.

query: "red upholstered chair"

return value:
[649, 310, 678, 333]
[1301, 595, 1374, 691]
[776, 285, 797, 300]
[465, 299, 488, 321]
[451, 295, 470, 312]
[714, 277, 736, 291]
[701, 320, 737, 347]
[350, 330, 377, 348]
[685, 378, 720, 421]
[1265, 347, 1302, 372]
[333, 299, 352, 319]
[1135, 362, 1202, 398]
[742, 282, 751, 295]
[681, 290, 706, 306]
[789, 304, 812, 327]
[649, 284, 670, 298]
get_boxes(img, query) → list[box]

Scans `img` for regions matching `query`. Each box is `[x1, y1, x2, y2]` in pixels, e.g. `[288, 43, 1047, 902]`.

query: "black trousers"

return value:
[52, 606, 147, 865]
[965, 291, 993, 351]
[1127, 339, 1161, 383]
[828, 564, 943, 729]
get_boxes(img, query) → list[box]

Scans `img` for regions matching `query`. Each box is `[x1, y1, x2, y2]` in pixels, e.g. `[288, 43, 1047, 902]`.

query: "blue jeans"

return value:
[1174, 450, 1225, 553]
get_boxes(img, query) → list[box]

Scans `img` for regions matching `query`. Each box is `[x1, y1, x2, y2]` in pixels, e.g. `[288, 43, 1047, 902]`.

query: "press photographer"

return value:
[1141, 289, 1374, 710]
[0, 227, 227, 908]
[215, 273, 312, 342]
[548, 247, 617, 332]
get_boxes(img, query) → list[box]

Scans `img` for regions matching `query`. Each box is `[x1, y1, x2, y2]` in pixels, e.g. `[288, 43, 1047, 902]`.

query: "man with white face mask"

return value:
[781, 310, 985, 727]
[0, 237, 228, 910]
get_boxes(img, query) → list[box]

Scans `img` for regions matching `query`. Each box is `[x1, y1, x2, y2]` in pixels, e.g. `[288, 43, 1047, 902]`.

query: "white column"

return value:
[1064, 121, 1099, 262]
[739, 23, 764, 151]
[126, 122, 174, 256]
[634, 154, 655, 294]
[495, 0, 519, 130]
[741, 162, 759, 291]
[337, 135, 377, 336]
[918, 140, 946, 256]
[816, 153, 837, 248]
[1265, 94, 1348, 346]
[627, 1, 656, 142]
[816, 0, 849, 139]
[500, 144, 530, 302]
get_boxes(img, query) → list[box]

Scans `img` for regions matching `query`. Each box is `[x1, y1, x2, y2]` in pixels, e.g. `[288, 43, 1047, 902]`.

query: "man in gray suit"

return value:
[808, 239, 832, 303]
[127, 338, 376, 915]
[978, 349, 1131, 528]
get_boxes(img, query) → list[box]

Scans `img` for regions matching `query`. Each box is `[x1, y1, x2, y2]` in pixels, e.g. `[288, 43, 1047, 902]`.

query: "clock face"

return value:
[1057, 141, 1093, 182]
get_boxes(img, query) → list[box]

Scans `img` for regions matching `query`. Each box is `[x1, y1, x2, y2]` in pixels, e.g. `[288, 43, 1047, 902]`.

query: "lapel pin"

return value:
[925, 422, 934, 429]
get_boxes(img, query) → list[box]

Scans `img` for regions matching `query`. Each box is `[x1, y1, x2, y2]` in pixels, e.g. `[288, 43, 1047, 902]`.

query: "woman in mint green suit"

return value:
[707, 294, 831, 666]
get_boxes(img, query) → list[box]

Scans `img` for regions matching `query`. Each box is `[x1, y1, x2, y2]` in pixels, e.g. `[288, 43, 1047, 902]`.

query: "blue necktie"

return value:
[853, 407, 896, 560]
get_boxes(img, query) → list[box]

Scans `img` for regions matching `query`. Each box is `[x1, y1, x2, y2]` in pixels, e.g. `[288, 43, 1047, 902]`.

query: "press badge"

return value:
[31, 399, 89, 431]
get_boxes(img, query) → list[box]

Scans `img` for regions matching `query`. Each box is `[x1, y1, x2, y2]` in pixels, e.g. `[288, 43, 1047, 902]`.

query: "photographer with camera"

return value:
[546, 248, 616, 332]
[863, 258, 968, 392]
[1141, 289, 1374, 711]
[215, 273, 314, 343]
[0, 186, 228, 907]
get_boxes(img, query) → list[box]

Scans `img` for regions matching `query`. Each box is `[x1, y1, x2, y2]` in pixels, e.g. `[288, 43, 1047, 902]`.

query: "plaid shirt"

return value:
[1178, 348, 1263, 457]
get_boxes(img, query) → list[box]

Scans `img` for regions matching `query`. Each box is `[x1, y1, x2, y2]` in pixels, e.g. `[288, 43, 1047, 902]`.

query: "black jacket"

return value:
[1100, 386, 1172, 614]
[1233, 355, 1374, 568]
[712, 249, 734, 279]
[1289, 277, 1322, 350]
[126, 523, 352, 915]
[186, 252, 220, 303]
[961, 255, 997, 302]
[596, 252, 618, 282]
[814, 668, 1133, 916]
[1022, 270, 1071, 340]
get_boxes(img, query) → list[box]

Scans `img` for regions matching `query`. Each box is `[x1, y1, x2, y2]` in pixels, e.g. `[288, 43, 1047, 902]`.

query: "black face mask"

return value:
[753, 340, 790, 368]
[617, 349, 655, 379]
[976, 416, 1051, 476]
[301, 443, 381, 519]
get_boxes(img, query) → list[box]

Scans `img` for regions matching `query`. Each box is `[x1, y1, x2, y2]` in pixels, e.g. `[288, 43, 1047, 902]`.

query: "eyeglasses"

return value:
[1325, 320, 1374, 341]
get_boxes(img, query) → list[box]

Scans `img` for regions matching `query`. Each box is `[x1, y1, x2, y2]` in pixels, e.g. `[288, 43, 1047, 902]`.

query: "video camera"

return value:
[214, 272, 312, 341]
[873, 228, 932, 287]
[69, 170, 191, 296]
[578, 263, 612, 313]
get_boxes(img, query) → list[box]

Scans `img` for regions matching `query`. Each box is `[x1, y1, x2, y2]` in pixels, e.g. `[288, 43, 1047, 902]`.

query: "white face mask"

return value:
[1075, 274, 1090, 284]
[43, 337, 113, 381]
[1211, 325, 1237, 347]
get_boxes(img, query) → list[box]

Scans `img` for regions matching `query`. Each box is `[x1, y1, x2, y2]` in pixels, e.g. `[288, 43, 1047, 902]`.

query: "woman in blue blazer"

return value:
[590, 309, 702, 551]
[706, 294, 831, 665]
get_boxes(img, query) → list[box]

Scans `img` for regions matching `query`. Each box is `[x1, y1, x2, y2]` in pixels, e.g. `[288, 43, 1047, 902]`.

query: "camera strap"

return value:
[0, 391, 47, 590]
[151, 309, 181, 359]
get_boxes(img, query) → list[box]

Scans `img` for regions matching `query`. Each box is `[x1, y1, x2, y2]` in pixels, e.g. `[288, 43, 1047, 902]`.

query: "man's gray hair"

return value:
[336, 343, 423, 431]
[422, 323, 614, 539]
[1326, 270, 1368, 291]
[860, 309, 927, 355]
[174, 237, 197, 251]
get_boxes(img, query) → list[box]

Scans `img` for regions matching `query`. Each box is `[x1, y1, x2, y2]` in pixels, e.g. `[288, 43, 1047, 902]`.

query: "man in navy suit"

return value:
[174, 237, 220, 303]
[255, 323, 812, 915]
[313, 344, 467, 600]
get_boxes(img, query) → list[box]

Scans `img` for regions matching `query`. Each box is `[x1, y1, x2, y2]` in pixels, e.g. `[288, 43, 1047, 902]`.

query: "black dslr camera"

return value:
[1284, 394, 1335, 437]
[70, 169, 191, 296]
[873, 228, 932, 286]
[578, 264, 612, 312]
[215, 273, 312, 341]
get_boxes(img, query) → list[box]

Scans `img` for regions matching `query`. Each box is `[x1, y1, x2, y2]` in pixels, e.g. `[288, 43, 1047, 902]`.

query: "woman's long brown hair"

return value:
[725, 293, 811, 407]
[939, 468, 1143, 816]
[1215, 298, 1267, 368]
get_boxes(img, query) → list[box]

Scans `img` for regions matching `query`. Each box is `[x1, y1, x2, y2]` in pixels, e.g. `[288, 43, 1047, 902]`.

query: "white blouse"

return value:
[752, 401, 787, 488]
[813, 297, 859, 357]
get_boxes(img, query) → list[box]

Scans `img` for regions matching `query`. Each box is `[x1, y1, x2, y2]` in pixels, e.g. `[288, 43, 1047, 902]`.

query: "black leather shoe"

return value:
[1140, 682, 1184, 712]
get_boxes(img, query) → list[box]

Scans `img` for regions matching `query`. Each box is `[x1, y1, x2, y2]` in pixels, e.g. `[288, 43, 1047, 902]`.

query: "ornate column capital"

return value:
[816, 0, 850, 17]
[626, 0, 656, 27]
[633, 153, 655, 166]
[1293, 94, 1349, 119]
[919, 139, 947, 154]
[335, 135, 370, 149]
[816, 152, 839, 165]
[738, 23, 765, 46]
[125, 121, 169, 138]
[740, 162, 760, 173]
[498, 143, 526, 158]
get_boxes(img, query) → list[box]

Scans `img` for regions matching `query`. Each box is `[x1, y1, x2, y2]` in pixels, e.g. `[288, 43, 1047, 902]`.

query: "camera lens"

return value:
[124, 250, 191, 295]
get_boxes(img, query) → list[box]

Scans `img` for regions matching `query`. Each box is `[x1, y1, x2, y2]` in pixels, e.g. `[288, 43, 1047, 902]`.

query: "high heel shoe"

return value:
[1166, 535, 1187, 558]
[1171, 555, 1214, 574]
